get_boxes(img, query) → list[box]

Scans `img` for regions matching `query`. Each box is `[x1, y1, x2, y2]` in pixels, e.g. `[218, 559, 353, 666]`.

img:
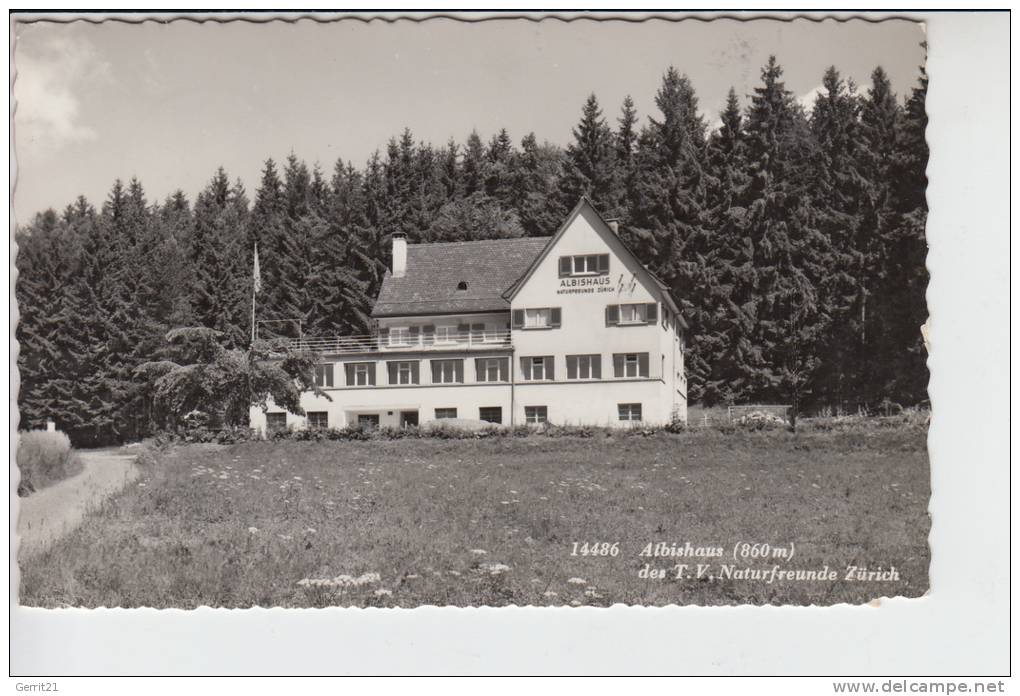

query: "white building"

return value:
[250, 198, 688, 432]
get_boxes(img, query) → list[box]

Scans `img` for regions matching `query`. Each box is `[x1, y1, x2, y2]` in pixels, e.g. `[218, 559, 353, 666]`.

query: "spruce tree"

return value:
[557, 94, 619, 215]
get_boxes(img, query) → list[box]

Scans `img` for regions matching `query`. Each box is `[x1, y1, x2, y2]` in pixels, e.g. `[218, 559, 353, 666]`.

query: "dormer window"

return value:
[456, 281, 468, 291]
[559, 254, 609, 277]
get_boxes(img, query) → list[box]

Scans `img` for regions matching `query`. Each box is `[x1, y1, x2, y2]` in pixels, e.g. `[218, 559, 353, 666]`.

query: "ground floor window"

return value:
[435, 408, 458, 419]
[266, 412, 287, 432]
[524, 406, 548, 424]
[357, 414, 380, 429]
[618, 403, 643, 422]
[307, 411, 329, 429]
[479, 407, 502, 424]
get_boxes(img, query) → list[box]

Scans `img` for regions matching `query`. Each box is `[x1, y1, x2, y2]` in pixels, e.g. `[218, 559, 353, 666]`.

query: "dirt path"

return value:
[16, 450, 139, 559]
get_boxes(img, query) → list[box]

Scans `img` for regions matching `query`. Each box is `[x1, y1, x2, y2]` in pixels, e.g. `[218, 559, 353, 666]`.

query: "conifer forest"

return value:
[16, 57, 929, 446]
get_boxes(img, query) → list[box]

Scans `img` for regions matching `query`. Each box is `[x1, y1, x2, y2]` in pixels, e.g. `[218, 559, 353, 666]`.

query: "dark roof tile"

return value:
[371, 236, 551, 318]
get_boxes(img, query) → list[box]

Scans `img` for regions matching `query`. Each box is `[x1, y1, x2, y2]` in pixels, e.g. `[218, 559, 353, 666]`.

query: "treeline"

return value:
[16, 55, 928, 445]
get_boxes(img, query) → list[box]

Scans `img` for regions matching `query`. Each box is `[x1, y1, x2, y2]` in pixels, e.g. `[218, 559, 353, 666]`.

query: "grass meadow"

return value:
[19, 419, 930, 608]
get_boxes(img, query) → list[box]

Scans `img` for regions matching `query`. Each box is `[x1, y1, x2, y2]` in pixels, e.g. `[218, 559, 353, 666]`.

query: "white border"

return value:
[7, 10, 1011, 676]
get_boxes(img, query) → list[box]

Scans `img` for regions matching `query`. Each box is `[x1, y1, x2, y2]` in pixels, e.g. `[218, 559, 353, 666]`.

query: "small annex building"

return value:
[250, 198, 687, 432]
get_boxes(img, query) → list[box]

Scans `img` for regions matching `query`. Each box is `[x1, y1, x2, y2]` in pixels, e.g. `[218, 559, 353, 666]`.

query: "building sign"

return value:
[556, 274, 638, 296]
[556, 275, 615, 295]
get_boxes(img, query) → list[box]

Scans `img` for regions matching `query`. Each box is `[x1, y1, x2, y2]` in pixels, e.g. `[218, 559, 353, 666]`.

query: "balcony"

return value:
[283, 330, 513, 356]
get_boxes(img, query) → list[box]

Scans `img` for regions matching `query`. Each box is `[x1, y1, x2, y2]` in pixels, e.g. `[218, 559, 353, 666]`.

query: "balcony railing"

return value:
[283, 330, 513, 355]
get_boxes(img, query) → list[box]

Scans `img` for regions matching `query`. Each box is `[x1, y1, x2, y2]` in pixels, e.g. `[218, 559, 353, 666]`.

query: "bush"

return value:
[17, 429, 83, 496]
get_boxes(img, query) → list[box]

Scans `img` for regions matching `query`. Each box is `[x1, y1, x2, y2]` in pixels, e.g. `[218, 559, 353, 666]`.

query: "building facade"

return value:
[249, 199, 688, 432]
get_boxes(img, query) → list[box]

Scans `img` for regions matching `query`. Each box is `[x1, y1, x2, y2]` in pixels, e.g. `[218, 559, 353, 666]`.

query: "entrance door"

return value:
[357, 414, 380, 429]
[400, 411, 419, 428]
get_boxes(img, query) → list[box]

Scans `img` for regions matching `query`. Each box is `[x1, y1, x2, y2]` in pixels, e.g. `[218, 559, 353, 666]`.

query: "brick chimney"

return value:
[392, 233, 407, 278]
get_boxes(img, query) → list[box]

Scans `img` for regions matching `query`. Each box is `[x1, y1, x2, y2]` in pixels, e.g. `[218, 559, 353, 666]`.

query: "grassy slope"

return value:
[20, 423, 929, 608]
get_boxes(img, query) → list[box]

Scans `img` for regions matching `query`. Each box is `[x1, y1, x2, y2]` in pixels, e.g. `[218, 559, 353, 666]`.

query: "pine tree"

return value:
[557, 94, 619, 215]
[614, 95, 640, 222]
[462, 130, 487, 196]
[628, 68, 713, 400]
[739, 56, 830, 423]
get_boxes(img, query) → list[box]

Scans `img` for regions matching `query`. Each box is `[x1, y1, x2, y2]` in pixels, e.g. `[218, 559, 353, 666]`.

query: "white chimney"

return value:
[606, 218, 620, 234]
[392, 233, 407, 278]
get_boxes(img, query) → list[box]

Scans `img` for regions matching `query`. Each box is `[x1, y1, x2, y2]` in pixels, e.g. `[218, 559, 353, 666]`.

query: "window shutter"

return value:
[559, 256, 571, 277]
[550, 307, 562, 328]
[455, 360, 464, 383]
[521, 357, 532, 380]
[457, 323, 469, 340]
[499, 358, 508, 382]
[567, 356, 577, 380]
[544, 356, 554, 381]
[591, 355, 602, 379]
[368, 363, 377, 386]
[422, 325, 435, 345]
[613, 354, 625, 378]
[344, 364, 355, 386]
[378, 328, 389, 346]
[511, 310, 524, 329]
[409, 326, 420, 344]
[387, 362, 398, 384]
[606, 304, 619, 326]
[646, 303, 658, 324]
[431, 361, 441, 383]
[597, 254, 609, 274]
[475, 358, 485, 382]
[324, 364, 334, 387]
[639, 353, 649, 378]
[411, 361, 420, 384]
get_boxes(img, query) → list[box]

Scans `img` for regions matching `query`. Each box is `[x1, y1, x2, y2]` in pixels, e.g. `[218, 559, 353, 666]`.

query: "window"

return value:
[605, 303, 658, 326]
[431, 359, 464, 384]
[345, 362, 376, 386]
[314, 364, 334, 388]
[559, 254, 609, 277]
[435, 326, 453, 343]
[387, 360, 419, 385]
[266, 412, 287, 432]
[566, 354, 602, 380]
[479, 407, 502, 424]
[618, 403, 643, 422]
[307, 411, 329, 429]
[613, 353, 650, 379]
[435, 408, 458, 419]
[525, 406, 548, 424]
[512, 307, 562, 330]
[389, 327, 410, 346]
[521, 356, 554, 381]
[476, 357, 508, 382]
[357, 414, 380, 429]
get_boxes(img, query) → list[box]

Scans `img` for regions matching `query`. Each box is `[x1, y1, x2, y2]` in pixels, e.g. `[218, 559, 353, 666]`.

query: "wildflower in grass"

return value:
[247, 527, 259, 534]
[567, 577, 586, 585]
[138, 483, 146, 488]
[543, 591, 557, 597]
[570, 600, 581, 606]
[374, 589, 392, 597]
[481, 563, 510, 575]
[448, 570, 461, 576]
[305, 528, 317, 534]
[470, 549, 487, 555]
[277, 534, 292, 541]
[404, 573, 420, 580]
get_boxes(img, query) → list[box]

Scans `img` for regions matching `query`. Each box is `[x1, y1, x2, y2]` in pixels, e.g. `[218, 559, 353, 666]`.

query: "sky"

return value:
[13, 14, 926, 220]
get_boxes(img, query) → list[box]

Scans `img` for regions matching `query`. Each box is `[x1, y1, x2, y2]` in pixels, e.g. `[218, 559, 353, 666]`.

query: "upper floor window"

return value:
[512, 307, 562, 330]
[475, 357, 509, 382]
[386, 326, 420, 347]
[613, 352, 650, 379]
[387, 360, 420, 385]
[566, 354, 601, 380]
[345, 362, 376, 386]
[559, 254, 609, 277]
[521, 356, 554, 381]
[431, 359, 464, 384]
[606, 302, 658, 326]
[314, 364, 334, 388]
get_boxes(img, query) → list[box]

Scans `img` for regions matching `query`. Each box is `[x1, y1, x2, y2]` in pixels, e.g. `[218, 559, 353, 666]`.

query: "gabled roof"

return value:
[504, 197, 684, 325]
[371, 236, 552, 318]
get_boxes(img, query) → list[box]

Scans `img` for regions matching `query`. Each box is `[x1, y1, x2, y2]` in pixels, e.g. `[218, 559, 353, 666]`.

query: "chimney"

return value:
[392, 233, 407, 278]
[605, 218, 620, 235]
